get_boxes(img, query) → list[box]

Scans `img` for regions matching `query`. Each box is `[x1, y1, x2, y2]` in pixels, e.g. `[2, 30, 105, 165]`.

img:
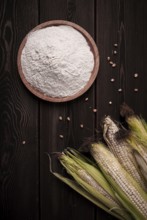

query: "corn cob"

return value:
[64, 149, 117, 200]
[57, 152, 132, 220]
[59, 153, 118, 206]
[90, 143, 147, 220]
[102, 115, 146, 191]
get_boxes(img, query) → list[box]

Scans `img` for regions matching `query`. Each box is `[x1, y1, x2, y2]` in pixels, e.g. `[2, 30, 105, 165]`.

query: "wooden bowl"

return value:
[17, 20, 99, 102]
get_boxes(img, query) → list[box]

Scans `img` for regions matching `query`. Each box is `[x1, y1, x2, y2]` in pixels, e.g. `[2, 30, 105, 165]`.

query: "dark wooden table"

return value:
[0, 0, 147, 220]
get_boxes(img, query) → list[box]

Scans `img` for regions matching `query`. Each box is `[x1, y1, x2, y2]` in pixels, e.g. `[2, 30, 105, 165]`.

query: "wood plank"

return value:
[0, 0, 39, 219]
[96, 0, 121, 124]
[124, 0, 147, 119]
[95, 0, 147, 122]
[95, 0, 121, 219]
[39, 0, 96, 220]
[95, 0, 147, 219]
[0, 1, 146, 220]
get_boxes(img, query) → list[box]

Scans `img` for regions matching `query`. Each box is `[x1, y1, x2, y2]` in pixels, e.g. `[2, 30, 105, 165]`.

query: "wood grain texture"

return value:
[39, 0, 96, 220]
[0, 0, 39, 219]
[95, 2, 120, 219]
[0, 1, 147, 220]
[124, 0, 147, 118]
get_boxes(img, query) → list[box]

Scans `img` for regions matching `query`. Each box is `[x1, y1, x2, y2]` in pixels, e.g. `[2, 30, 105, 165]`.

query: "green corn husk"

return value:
[126, 115, 147, 183]
[48, 153, 102, 208]
[66, 147, 96, 167]
[52, 152, 132, 220]
[64, 148, 116, 199]
[120, 103, 147, 148]
[53, 172, 125, 220]
[59, 154, 119, 209]
[126, 115, 147, 180]
[127, 116, 147, 147]
[90, 143, 147, 220]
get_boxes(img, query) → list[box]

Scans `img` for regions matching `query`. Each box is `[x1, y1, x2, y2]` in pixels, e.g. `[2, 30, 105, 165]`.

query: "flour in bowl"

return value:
[21, 25, 94, 97]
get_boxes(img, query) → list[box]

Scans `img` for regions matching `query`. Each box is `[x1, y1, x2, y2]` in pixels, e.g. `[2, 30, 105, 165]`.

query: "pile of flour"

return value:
[21, 25, 94, 97]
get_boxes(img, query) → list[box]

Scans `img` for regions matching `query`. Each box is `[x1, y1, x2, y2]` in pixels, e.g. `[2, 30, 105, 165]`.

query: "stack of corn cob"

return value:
[50, 104, 147, 220]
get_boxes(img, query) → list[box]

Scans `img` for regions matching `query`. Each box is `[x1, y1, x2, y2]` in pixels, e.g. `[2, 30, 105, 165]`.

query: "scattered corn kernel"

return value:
[112, 63, 116, 68]
[114, 43, 118, 47]
[93, 109, 97, 113]
[110, 78, 115, 82]
[134, 73, 139, 78]
[118, 88, 122, 92]
[67, 117, 70, 121]
[134, 88, 139, 92]
[59, 116, 63, 120]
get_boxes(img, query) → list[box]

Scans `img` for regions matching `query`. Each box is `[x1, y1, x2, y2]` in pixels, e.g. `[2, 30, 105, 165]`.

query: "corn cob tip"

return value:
[102, 115, 119, 132]
[91, 143, 107, 156]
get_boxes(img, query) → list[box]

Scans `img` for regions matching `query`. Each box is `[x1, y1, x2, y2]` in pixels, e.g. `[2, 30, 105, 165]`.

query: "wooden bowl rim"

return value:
[17, 20, 100, 102]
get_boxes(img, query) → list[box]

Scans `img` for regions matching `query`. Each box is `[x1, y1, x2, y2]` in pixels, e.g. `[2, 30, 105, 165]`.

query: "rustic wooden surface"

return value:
[0, 0, 147, 220]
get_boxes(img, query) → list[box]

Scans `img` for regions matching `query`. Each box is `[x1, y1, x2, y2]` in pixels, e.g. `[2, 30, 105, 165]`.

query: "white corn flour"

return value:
[21, 25, 94, 97]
